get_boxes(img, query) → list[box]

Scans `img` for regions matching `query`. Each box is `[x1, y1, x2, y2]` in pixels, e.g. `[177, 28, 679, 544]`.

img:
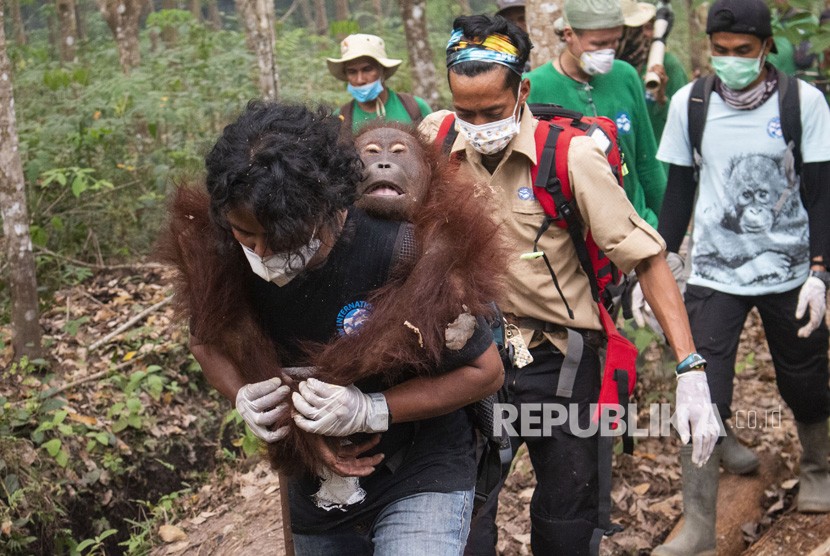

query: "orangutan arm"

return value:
[189, 333, 246, 402]
[382, 342, 504, 423]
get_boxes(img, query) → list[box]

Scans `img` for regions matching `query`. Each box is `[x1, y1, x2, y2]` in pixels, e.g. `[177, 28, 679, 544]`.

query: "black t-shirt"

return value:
[248, 207, 494, 534]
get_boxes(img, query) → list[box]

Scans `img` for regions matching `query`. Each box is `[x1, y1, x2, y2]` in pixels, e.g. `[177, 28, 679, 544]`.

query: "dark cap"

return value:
[706, 0, 777, 52]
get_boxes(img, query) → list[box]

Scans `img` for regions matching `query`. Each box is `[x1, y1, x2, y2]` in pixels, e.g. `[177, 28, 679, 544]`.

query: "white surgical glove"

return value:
[795, 276, 827, 338]
[674, 371, 721, 466]
[292, 378, 389, 436]
[235, 377, 291, 443]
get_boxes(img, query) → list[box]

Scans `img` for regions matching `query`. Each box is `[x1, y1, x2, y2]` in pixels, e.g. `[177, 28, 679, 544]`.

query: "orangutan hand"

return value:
[310, 434, 384, 477]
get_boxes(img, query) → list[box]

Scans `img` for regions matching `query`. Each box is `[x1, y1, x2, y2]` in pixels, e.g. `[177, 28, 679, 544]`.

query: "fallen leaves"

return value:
[158, 524, 187, 543]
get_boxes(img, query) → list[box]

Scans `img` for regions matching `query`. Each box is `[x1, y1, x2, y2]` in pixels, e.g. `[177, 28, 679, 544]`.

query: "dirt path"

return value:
[151, 310, 830, 555]
[151, 461, 286, 556]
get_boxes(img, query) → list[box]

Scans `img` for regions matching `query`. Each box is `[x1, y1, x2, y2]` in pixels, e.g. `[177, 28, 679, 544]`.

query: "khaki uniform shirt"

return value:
[420, 106, 666, 350]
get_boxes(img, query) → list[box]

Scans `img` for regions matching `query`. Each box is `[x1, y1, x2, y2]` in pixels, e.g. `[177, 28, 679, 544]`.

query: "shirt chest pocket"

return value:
[511, 185, 544, 216]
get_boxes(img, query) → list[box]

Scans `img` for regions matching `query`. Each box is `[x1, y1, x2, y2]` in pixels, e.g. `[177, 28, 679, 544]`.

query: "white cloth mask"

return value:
[455, 84, 522, 156]
[240, 233, 321, 287]
[580, 48, 615, 75]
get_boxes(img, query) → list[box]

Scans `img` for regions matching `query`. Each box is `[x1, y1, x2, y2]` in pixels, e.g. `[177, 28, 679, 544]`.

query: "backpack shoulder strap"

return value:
[533, 121, 600, 306]
[687, 74, 715, 182]
[397, 92, 424, 124]
[778, 72, 803, 177]
[339, 100, 355, 133]
[435, 113, 459, 156]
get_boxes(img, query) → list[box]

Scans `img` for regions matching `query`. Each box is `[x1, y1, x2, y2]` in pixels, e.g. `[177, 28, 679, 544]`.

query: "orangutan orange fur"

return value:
[157, 124, 506, 478]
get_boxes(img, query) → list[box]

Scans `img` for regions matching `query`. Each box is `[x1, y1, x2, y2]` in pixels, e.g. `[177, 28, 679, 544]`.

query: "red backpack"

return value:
[435, 104, 637, 440]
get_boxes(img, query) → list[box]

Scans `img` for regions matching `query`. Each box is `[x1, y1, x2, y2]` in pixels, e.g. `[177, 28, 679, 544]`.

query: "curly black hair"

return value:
[448, 14, 532, 92]
[204, 100, 363, 253]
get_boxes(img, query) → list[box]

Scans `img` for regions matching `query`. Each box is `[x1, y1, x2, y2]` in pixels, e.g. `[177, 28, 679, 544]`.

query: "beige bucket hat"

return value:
[621, 0, 657, 27]
[326, 34, 403, 82]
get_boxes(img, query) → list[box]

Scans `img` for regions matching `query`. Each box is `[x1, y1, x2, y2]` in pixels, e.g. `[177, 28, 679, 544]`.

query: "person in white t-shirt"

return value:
[650, 0, 830, 553]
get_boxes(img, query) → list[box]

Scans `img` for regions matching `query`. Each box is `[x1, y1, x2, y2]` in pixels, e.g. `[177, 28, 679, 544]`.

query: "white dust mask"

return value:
[240, 232, 321, 287]
[455, 84, 523, 156]
[579, 48, 615, 75]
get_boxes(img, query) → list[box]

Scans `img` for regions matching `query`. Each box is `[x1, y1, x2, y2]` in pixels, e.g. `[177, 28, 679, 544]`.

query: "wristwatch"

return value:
[676, 352, 707, 376]
[809, 269, 830, 288]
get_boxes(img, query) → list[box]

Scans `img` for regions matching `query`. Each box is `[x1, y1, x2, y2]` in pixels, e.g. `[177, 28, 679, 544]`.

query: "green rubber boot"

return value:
[721, 422, 759, 475]
[652, 444, 721, 556]
[796, 420, 830, 513]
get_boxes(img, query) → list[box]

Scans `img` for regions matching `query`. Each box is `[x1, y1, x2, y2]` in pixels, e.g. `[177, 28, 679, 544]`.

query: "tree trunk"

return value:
[372, 0, 382, 24]
[10, 0, 25, 45]
[75, 0, 87, 42]
[298, 0, 314, 30]
[206, 0, 221, 29]
[399, 0, 438, 108]
[56, 0, 79, 62]
[458, 0, 471, 15]
[190, 0, 201, 21]
[235, 0, 279, 100]
[161, 0, 178, 47]
[525, 0, 563, 70]
[313, 0, 327, 34]
[0, 0, 43, 361]
[686, 0, 709, 77]
[96, 0, 142, 74]
[335, 0, 348, 21]
[47, 10, 59, 53]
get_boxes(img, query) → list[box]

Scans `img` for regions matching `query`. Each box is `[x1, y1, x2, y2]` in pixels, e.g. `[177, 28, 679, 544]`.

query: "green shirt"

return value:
[340, 89, 432, 133]
[769, 37, 797, 76]
[526, 60, 666, 228]
[641, 52, 688, 143]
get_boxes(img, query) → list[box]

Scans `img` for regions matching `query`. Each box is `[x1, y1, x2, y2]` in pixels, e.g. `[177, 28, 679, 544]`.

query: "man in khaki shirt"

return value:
[421, 14, 720, 556]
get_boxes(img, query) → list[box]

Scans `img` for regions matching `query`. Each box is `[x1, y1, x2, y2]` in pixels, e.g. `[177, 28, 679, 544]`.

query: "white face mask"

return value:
[455, 83, 523, 156]
[579, 48, 615, 75]
[240, 233, 321, 287]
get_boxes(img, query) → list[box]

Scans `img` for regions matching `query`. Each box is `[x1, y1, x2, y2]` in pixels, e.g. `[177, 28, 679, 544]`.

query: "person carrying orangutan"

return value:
[158, 100, 507, 555]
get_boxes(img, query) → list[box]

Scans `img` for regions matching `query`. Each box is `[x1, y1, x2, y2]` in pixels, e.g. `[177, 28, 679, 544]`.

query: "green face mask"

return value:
[711, 51, 764, 90]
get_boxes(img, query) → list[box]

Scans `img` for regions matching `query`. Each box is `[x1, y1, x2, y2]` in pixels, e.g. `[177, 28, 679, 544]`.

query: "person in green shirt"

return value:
[327, 33, 432, 133]
[526, 0, 666, 229]
[769, 35, 798, 75]
[617, 0, 689, 142]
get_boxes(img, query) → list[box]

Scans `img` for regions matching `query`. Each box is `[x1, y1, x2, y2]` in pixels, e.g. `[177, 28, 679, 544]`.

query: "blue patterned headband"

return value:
[445, 28, 524, 75]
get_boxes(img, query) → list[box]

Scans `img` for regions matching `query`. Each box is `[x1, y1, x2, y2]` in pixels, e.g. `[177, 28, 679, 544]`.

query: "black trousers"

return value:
[685, 284, 830, 424]
[465, 341, 601, 556]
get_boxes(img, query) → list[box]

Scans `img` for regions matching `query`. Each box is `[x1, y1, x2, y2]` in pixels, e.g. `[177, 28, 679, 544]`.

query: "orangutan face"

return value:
[354, 127, 431, 221]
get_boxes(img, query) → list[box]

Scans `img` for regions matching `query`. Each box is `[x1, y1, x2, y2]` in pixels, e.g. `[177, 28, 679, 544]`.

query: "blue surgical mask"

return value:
[347, 79, 384, 103]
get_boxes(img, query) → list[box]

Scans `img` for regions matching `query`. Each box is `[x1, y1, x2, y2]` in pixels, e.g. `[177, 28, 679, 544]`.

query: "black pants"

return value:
[465, 342, 601, 556]
[685, 284, 830, 424]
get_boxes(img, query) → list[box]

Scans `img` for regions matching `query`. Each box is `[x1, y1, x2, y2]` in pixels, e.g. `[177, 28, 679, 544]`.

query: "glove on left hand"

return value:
[795, 276, 827, 338]
[674, 371, 721, 467]
[293, 378, 389, 436]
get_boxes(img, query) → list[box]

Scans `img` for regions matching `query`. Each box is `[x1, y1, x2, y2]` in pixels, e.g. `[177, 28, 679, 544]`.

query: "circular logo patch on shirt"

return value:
[767, 116, 783, 139]
[517, 186, 535, 201]
[336, 300, 372, 336]
[615, 112, 632, 134]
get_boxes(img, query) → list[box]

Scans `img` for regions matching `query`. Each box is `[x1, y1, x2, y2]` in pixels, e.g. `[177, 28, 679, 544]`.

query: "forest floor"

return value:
[6, 267, 830, 555]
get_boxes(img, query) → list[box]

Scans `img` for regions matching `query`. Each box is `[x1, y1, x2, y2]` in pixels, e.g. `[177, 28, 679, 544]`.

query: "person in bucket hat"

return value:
[495, 0, 527, 32]
[327, 33, 431, 133]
